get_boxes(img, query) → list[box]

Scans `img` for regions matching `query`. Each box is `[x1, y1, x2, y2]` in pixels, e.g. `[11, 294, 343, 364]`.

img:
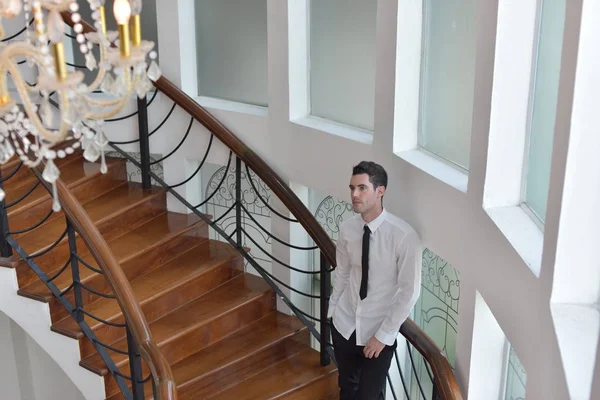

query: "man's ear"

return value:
[377, 186, 386, 198]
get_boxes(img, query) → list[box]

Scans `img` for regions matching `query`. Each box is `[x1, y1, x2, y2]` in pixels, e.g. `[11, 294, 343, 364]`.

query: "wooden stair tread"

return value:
[5, 157, 124, 217]
[51, 239, 241, 336]
[18, 211, 207, 302]
[205, 348, 337, 400]
[106, 312, 308, 400]
[14, 182, 163, 253]
[174, 312, 306, 391]
[278, 373, 338, 400]
[81, 273, 273, 375]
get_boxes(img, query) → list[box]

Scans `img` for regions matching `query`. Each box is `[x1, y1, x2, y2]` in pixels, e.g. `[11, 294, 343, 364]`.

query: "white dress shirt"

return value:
[328, 209, 422, 346]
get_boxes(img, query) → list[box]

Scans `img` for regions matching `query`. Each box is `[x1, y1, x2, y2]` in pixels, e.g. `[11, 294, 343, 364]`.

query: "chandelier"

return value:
[0, 0, 160, 211]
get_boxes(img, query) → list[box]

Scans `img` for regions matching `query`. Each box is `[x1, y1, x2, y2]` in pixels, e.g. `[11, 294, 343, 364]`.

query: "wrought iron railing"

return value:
[0, 163, 173, 400]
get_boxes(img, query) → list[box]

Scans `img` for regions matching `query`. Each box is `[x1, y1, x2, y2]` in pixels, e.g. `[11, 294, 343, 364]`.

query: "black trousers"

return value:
[332, 323, 396, 400]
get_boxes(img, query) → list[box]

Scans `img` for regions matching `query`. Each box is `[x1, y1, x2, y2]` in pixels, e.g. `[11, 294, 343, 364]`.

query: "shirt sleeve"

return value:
[375, 232, 422, 346]
[327, 222, 352, 319]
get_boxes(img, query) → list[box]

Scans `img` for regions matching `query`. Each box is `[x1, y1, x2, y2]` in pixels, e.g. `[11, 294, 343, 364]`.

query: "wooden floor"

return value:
[1, 155, 338, 400]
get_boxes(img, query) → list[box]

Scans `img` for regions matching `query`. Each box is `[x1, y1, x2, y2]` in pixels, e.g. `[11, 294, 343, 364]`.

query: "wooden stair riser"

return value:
[16, 233, 90, 289]
[179, 329, 310, 400]
[99, 291, 276, 396]
[93, 193, 167, 244]
[78, 259, 243, 359]
[206, 349, 337, 400]
[274, 372, 339, 400]
[6, 160, 127, 233]
[49, 221, 210, 324]
[2, 154, 85, 197]
[1, 163, 35, 190]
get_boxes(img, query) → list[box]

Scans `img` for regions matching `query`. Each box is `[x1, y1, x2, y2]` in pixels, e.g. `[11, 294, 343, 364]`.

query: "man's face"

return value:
[349, 173, 383, 214]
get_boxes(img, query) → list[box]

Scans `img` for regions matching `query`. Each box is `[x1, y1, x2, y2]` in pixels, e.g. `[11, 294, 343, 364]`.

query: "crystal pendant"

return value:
[63, 103, 82, 126]
[113, 72, 128, 96]
[83, 142, 100, 162]
[135, 70, 153, 99]
[4, 0, 22, 18]
[42, 159, 60, 183]
[147, 61, 161, 82]
[94, 129, 109, 148]
[40, 97, 53, 127]
[52, 182, 61, 212]
[47, 10, 65, 43]
[100, 73, 115, 94]
[5, 141, 14, 160]
[100, 149, 107, 173]
[75, 98, 90, 120]
[0, 144, 10, 163]
[85, 52, 97, 71]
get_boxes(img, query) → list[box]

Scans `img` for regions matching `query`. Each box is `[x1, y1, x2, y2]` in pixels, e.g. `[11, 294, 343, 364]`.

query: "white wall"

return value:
[0, 312, 86, 400]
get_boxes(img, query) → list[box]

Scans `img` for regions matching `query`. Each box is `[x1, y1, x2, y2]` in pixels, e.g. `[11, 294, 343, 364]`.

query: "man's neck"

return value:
[361, 206, 384, 224]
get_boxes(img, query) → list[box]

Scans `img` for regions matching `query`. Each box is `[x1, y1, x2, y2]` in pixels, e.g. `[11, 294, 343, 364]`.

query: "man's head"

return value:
[349, 161, 388, 216]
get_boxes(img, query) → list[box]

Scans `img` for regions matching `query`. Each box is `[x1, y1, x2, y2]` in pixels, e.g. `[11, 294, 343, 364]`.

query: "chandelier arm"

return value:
[84, 40, 111, 93]
[84, 71, 140, 119]
[2, 42, 49, 93]
[5, 60, 70, 141]
[85, 90, 135, 120]
[83, 91, 130, 107]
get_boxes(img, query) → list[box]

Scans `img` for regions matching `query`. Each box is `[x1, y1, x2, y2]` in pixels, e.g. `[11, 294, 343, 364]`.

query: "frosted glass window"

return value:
[523, 0, 566, 223]
[418, 0, 477, 170]
[310, 0, 377, 131]
[195, 0, 268, 107]
[504, 347, 527, 400]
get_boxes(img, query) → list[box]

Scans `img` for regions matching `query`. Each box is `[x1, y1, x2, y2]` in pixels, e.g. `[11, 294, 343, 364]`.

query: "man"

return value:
[328, 161, 422, 400]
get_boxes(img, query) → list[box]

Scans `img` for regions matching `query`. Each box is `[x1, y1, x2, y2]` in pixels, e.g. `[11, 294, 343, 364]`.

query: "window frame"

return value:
[393, 0, 471, 192]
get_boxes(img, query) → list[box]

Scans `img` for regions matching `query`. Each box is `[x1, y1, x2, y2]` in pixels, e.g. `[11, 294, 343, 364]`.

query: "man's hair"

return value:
[352, 161, 388, 190]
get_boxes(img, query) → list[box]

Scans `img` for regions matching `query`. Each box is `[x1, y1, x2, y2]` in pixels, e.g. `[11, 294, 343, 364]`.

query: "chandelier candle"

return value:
[130, 0, 142, 47]
[114, 0, 131, 57]
[98, 4, 107, 34]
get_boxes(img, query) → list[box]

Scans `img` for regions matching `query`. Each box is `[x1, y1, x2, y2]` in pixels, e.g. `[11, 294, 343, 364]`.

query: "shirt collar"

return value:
[362, 209, 387, 233]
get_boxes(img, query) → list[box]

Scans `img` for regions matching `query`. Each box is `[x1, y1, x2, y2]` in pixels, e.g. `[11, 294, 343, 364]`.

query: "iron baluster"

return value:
[137, 96, 151, 190]
[433, 385, 441, 400]
[320, 251, 331, 366]
[0, 167, 12, 257]
[235, 157, 242, 248]
[127, 326, 145, 400]
[67, 219, 84, 323]
[152, 376, 158, 400]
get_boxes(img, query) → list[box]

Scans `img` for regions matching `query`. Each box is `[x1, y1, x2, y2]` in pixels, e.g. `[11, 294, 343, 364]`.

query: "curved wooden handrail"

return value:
[63, 11, 461, 400]
[152, 76, 337, 266]
[51, 177, 177, 400]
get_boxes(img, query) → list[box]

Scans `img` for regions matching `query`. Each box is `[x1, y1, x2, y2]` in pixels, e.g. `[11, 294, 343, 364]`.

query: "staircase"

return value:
[1, 151, 338, 399]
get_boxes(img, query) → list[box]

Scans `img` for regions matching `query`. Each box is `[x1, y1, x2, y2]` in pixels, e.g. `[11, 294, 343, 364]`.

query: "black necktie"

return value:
[360, 225, 371, 300]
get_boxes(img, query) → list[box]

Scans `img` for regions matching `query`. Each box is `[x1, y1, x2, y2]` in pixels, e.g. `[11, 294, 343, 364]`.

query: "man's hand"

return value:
[363, 336, 385, 359]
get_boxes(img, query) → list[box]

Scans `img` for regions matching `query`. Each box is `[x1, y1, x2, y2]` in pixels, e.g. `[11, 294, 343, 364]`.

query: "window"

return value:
[309, 0, 377, 131]
[504, 347, 527, 400]
[195, 0, 268, 106]
[418, 0, 478, 170]
[522, 0, 566, 224]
